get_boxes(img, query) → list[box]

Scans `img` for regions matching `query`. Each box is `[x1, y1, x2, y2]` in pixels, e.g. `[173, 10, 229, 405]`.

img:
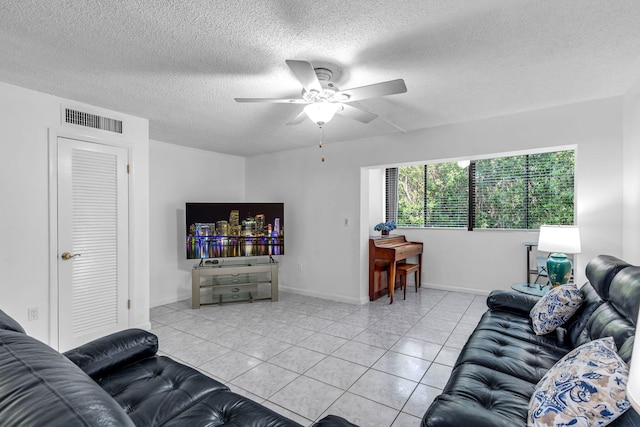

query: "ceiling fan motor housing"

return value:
[303, 68, 341, 102]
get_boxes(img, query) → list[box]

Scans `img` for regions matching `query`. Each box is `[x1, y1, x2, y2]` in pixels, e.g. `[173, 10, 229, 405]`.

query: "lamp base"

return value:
[547, 253, 572, 287]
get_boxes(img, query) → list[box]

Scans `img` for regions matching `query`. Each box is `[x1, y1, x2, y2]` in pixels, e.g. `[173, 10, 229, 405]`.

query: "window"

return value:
[386, 150, 574, 230]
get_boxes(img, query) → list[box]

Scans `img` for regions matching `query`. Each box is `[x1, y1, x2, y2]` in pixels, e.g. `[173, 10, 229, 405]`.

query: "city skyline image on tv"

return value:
[185, 202, 284, 259]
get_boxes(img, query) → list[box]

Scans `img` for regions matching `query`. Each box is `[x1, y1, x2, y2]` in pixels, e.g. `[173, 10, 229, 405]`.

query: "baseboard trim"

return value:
[150, 292, 192, 308]
[278, 286, 367, 305]
[151, 283, 489, 309]
[421, 282, 491, 296]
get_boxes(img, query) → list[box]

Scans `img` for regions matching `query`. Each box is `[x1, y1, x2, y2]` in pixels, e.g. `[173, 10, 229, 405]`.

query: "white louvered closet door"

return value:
[57, 137, 128, 351]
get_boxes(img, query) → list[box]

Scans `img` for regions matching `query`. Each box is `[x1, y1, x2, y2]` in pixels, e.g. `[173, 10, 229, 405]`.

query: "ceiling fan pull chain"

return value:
[319, 126, 326, 162]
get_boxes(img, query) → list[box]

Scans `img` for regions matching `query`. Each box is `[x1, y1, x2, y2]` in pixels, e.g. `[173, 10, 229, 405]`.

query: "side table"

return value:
[511, 283, 550, 297]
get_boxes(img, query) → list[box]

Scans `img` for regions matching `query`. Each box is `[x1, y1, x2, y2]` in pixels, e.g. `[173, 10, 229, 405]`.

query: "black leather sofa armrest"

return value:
[64, 328, 158, 379]
[313, 415, 358, 427]
[486, 290, 540, 315]
[0, 309, 26, 333]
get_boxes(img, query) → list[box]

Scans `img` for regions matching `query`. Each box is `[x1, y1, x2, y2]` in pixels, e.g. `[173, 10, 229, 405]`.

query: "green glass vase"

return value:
[547, 253, 572, 287]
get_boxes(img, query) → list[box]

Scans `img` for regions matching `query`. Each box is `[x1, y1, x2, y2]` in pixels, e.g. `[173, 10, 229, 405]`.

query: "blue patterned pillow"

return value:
[529, 283, 584, 335]
[528, 337, 630, 427]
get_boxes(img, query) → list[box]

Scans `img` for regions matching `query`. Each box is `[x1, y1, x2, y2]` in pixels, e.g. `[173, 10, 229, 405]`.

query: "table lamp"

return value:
[537, 225, 581, 287]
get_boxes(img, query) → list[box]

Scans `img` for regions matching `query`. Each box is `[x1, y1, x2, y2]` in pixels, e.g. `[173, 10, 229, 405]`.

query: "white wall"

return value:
[246, 97, 624, 302]
[623, 78, 640, 265]
[148, 140, 245, 307]
[0, 81, 150, 344]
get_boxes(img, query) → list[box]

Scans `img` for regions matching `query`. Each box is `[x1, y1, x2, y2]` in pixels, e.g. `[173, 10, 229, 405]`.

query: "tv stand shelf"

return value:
[191, 259, 278, 309]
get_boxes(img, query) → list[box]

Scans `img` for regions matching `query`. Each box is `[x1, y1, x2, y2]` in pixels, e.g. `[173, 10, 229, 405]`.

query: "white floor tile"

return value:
[433, 346, 462, 367]
[268, 346, 327, 374]
[269, 376, 343, 420]
[230, 362, 299, 399]
[331, 340, 386, 367]
[403, 384, 442, 417]
[390, 337, 442, 361]
[320, 392, 399, 427]
[353, 329, 401, 350]
[420, 363, 453, 389]
[348, 369, 417, 410]
[199, 350, 263, 382]
[304, 356, 368, 390]
[392, 411, 423, 427]
[235, 336, 291, 360]
[298, 332, 349, 355]
[154, 289, 484, 427]
[372, 351, 432, 382]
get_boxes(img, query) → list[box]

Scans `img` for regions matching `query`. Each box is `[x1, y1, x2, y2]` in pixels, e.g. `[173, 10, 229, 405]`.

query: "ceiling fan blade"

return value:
[285, 60, 322, 94]
[336, 79, 407, 102]
[286, 110, 307, 125]
[234, 97, 307, 104]
[337, 103, 378, 123]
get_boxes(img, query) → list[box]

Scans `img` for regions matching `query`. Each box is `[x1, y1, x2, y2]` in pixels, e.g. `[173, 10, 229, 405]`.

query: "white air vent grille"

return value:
[65, 108, 123, 134]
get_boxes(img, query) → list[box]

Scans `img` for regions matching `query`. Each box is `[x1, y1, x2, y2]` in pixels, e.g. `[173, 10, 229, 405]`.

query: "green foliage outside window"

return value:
[391, 150, 574, 230]
[397, 165, 424, 226]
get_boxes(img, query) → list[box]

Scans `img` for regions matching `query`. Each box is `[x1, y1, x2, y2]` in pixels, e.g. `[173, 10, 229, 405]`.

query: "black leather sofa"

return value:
[422, 255, 640, 427]
[0, 310, 355, 427]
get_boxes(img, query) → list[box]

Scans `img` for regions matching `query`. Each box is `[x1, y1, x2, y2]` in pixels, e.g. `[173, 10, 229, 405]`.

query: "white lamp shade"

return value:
[537, 225, 581, 254]
[304, 102, 341, 125]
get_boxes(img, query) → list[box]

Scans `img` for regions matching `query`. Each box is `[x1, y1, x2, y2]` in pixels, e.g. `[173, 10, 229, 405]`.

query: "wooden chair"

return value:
[395, 263, 420, 300]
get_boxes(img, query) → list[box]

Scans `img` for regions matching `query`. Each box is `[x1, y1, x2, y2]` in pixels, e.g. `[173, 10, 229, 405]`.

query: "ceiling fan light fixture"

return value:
[304, 102, 341, 126]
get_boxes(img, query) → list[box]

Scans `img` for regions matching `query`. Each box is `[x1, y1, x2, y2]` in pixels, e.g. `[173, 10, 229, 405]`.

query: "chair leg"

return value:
[403, 274, 407, 300]
[414, 271, 419, 293]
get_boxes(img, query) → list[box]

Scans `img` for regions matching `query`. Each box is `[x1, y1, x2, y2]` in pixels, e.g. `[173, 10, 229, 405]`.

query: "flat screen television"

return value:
[186, 202, 284, 259]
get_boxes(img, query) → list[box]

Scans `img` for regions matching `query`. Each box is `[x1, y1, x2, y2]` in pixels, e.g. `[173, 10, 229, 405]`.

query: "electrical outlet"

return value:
[28, 307, 38, 321]
[297, 263, 303, 272]
[344, 218, 350, 226]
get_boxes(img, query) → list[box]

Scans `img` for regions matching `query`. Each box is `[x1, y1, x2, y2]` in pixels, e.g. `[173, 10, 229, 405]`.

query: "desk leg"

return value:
[389, 262, 397, 304]
[526, 245, 531, 284]
[418, 253, 422, 287]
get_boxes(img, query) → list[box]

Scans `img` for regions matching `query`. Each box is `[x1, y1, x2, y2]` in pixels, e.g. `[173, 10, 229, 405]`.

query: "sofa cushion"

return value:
[565, 281, 605, 346]
[0, 329, 134, 427]
[528, 337, 630, 427]
[454, 327, 569, 384]
[530, 283, 584, 335]
[474, 310, 572, 351]
[160, 389, 305, 427]
[422, 363, 535, 427]
[95, 355, 232, 425]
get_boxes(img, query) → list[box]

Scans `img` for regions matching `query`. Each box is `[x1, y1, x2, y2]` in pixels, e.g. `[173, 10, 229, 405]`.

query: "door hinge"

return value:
[127, 164, 131, 174]
[127, 299, 131, 309]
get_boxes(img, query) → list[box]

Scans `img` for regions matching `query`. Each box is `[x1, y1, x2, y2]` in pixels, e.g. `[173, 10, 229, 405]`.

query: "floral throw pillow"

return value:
[528, 337, 630, 427]
[529, 283, 584, 335]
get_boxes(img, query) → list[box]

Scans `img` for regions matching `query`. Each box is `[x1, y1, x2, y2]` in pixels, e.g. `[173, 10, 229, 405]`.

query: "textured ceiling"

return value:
[2, 0, 640, 156]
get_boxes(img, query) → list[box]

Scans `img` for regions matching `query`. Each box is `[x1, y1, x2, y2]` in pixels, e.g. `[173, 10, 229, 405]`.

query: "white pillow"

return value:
[529, 283, 584, 335]
[528, 337, 630, 427]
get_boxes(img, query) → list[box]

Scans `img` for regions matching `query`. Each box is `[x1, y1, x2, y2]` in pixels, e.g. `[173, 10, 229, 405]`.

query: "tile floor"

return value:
[150, 287, 488, 427]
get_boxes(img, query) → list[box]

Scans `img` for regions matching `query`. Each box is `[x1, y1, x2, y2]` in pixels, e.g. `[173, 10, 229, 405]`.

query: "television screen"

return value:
[186, 202, 284, 259]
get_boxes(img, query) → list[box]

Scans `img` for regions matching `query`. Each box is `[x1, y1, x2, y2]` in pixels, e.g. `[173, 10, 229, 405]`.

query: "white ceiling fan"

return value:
[235, 60, 407, 126]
